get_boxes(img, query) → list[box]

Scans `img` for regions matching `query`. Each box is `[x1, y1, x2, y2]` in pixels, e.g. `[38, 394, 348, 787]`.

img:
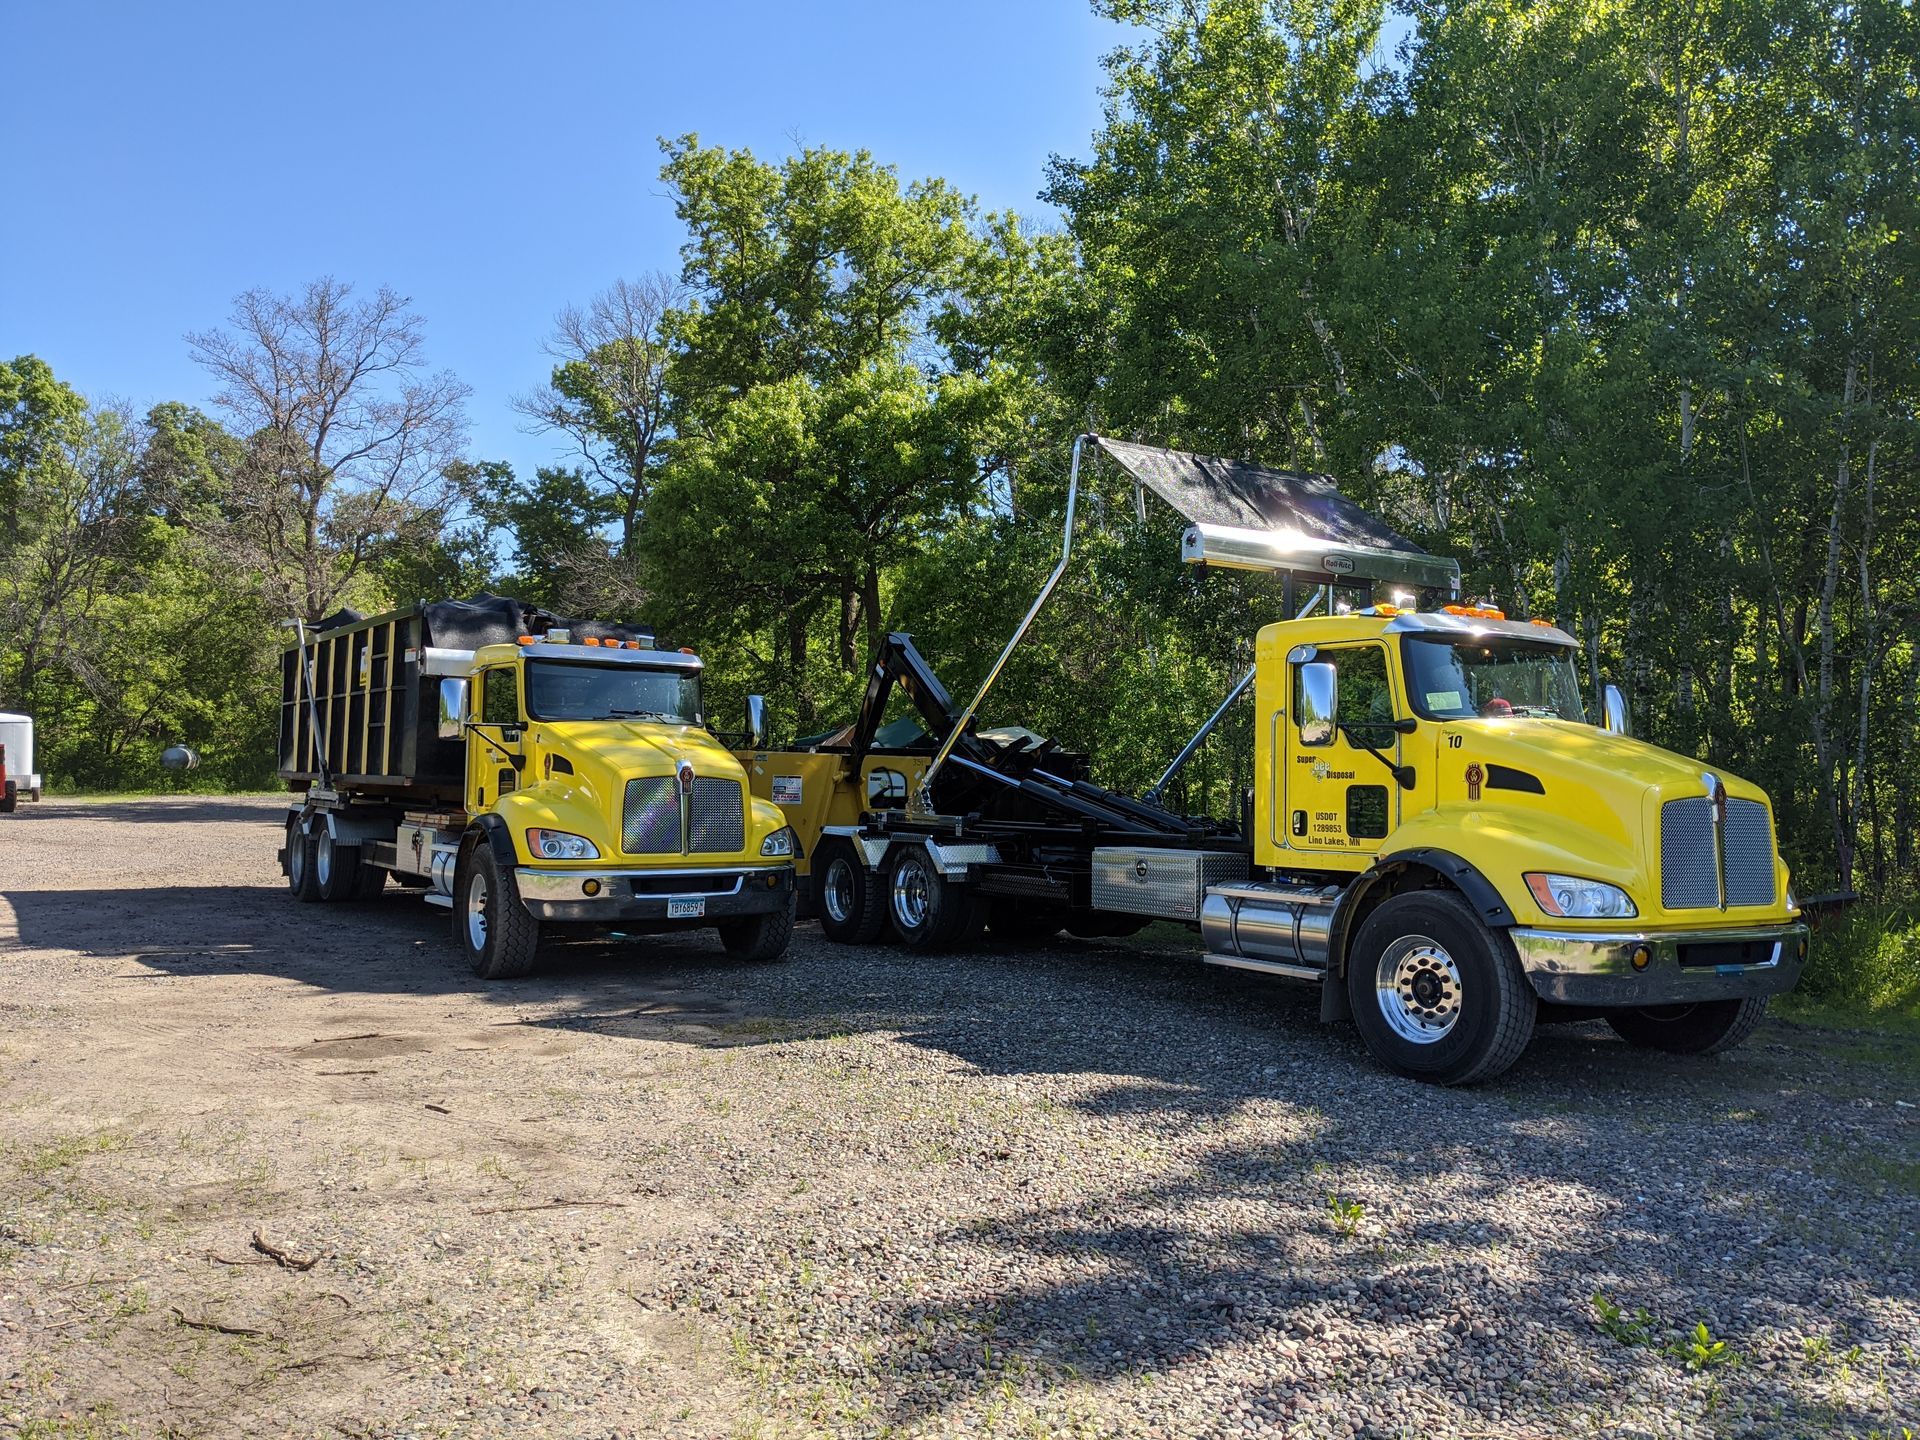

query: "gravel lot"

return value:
[1, 796, 1915, 1439]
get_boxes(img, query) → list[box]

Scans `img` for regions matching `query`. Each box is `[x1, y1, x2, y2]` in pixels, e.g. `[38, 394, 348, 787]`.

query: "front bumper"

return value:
[1510, 921, 1809, 1007]
[514, 863, 794, 923]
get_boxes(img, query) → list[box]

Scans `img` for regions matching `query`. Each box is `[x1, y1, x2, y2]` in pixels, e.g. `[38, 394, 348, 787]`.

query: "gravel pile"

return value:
[0, 797, 1914, 1438]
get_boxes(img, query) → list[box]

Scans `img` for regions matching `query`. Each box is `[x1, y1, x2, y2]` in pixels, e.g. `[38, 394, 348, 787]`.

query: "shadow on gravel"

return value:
[18, 798, 286, 826]
[846, 943, 1919, 1437]
[3, 882, 796, 1030]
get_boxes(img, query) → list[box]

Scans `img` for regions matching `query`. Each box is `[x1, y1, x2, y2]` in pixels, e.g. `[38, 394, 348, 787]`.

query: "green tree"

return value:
[643, 136, 1005, 730]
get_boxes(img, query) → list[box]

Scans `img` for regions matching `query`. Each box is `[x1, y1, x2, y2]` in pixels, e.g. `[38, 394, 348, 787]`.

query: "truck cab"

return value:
[279, 601, 796, 977]
[1240, 603, 1806, 1080]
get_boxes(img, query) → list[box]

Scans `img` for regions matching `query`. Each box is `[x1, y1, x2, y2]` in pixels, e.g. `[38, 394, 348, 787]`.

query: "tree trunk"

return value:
[862, 561, 882, 664]
[1817, 361, 1858, 891]
[787, 608, 813, 732]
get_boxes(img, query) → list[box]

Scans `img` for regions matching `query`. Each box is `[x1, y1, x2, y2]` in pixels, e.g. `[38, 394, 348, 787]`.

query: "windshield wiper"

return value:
[599, 708, 684, 723]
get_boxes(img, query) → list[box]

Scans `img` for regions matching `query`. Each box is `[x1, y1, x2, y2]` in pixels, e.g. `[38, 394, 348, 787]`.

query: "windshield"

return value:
[525, 661, 703, 724]
[1401, 637, 1585, 721]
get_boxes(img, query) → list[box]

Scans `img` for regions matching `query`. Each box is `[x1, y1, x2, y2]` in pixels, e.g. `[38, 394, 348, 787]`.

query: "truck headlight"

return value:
[1524, 873, 1637, 919]
[760, 826, 795, 857]
[527, 828, 600, 860]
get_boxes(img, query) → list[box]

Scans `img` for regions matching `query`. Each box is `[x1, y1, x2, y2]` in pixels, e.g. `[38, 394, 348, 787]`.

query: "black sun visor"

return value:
[1092, 436, 1460, 594]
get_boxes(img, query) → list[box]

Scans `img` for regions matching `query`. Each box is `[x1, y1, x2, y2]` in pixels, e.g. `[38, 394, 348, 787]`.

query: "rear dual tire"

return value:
[887, 846, 981, 950]
[288, 820, 386, 903]
[286, 820, 322, 903]
[813, 839, 887, 945]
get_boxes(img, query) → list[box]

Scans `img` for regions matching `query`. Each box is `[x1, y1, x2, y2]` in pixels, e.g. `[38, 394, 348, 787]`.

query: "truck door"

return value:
[466, 665, 525, 813]
[1282, 642, 1399, 860]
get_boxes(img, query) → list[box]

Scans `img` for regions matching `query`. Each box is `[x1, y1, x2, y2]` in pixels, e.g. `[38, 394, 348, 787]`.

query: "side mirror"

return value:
[1601, 683, 1631, 736]
[438, 677, 469, 739]
[745, 694, 768, 750]
[1298, 661, 1339, 746]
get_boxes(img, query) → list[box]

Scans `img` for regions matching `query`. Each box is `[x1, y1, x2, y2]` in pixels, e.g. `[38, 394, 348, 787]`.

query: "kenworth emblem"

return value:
[676, 760, 696, 794]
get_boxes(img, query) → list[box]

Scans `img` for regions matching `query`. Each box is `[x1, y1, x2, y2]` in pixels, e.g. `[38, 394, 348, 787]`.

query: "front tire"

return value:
[1607, 997, 1767, 1055]
[455, 843, 540, 979]
[813, 839, 886, 944]
[719, 899, 796, 962]
[887, 845, 977, 950]
[1346, 891, 1536, 1085]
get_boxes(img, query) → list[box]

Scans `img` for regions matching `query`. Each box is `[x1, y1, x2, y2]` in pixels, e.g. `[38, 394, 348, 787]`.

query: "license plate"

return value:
[666, 897, 705, 920]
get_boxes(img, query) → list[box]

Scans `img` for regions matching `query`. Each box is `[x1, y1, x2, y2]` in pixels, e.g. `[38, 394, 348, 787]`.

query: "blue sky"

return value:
[2, 1, 1131, 479]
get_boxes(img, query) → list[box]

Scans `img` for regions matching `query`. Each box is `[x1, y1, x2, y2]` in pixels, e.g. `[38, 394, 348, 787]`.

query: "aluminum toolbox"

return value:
[1091, 847, 1251, 922]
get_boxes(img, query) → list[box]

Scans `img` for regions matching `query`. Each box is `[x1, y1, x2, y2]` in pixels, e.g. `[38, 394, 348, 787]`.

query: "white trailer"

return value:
[0, 711, 42, 812]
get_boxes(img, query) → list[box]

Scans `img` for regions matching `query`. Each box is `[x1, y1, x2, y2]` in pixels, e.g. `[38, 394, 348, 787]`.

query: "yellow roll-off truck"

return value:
[279, 596, 798, 976]
[741, 437, 1809, 1084]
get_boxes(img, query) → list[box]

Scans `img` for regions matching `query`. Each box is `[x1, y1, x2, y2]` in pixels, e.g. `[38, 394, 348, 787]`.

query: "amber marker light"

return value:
[1631, 945, 1652, 971]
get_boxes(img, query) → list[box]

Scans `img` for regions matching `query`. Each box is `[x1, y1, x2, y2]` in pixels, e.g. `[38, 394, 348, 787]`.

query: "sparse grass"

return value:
[1812, 1136, 1920, 1198]
[1668, 1320, 1736, 1372]
[1325, 1192, 1365, 1239]
[15, 1131, 126, 1177]
[1592, 1291, 1655, 1347]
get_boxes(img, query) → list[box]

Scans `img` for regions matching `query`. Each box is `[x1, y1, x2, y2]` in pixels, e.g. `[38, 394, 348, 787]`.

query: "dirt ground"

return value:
[0, 797, 1915, 1440]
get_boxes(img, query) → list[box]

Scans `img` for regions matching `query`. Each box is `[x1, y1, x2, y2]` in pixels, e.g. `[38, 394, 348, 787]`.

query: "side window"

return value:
[1296, 645, 1392, 746]
[482, 668, 519, 725]
[1347, 784, 1389, 839]
[866, 768, 908, 807]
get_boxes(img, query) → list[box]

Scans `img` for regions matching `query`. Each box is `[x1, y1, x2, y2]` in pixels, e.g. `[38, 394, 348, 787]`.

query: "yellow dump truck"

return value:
[741, 436, 1808, 1084]
[279, 596, 797, 976]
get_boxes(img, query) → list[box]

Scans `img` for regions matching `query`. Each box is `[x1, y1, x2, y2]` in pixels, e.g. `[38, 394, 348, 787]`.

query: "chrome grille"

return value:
[1661, 797, 1776, 909]
[620, 774, 745, 855]
[688, 777, 744, 853]
[622, 777, 680, 854]
[1724, 801, 1777, 906]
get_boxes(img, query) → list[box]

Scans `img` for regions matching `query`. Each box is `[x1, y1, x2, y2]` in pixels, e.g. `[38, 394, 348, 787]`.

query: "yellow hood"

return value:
[536, 719, 743, 780]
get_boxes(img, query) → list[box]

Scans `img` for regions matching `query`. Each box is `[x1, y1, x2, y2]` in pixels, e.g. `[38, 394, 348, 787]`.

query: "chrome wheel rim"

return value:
[288, 826, 307, 887]
[891, 856, 931, 933]
[824, 857, 857, 925]
[1375, 933, 1462, 1045]
[315, 831, 335, 887]
[466, 869, 490, 951]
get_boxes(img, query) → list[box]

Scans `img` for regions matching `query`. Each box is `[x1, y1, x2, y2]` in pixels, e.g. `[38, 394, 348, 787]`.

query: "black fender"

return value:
[1319, 847, 1516, 1023]
[465, 813, 520, 873]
